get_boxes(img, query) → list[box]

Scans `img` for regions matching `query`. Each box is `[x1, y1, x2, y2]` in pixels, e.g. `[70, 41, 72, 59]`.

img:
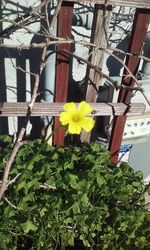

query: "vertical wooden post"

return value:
[81, 4, 112, 142]
[53, 1, 74, 145]
[109, 9, 150, 164]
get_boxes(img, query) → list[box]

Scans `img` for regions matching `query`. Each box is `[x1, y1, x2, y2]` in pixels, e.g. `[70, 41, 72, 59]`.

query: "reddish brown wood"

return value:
[109, 8, 150, 164]
[53, 1, 74, 145]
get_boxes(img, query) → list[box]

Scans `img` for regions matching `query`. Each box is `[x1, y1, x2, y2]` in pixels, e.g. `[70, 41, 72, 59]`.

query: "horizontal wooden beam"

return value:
[0, 102, 145, 117]
[65, 0, 150, 9]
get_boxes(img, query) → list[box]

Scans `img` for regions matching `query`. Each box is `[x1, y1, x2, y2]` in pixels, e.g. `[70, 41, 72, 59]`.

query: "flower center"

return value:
[72, 113, 81, 122]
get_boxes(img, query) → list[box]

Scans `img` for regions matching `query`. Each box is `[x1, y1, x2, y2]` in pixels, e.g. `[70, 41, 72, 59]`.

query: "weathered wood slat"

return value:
[0, 102, 145, 117]
[65, 0, 150, 9]
[81, 4, 111, 143]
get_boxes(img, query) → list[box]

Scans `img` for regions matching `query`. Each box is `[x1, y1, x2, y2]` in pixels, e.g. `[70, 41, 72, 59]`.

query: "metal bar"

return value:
[109, 8, 150, 164]
[53, 1, 74, 145]
[65, 0, 150, 9]
[0, 102, 145, 117]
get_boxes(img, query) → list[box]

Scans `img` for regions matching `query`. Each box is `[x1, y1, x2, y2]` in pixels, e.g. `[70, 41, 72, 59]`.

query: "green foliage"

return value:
[0, 135, 150, 249]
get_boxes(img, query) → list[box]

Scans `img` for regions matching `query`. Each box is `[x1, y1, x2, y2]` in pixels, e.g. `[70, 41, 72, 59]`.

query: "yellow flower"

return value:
[59, 101, 95, 134]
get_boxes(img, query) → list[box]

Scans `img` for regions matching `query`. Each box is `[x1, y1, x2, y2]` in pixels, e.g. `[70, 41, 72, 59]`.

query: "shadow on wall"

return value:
[0, 1, 49, 138]
[0, 47, 31, 134]
[0, 1, 33, 135]
[0, 42, 46, 138]
[106, 35, 129, 76]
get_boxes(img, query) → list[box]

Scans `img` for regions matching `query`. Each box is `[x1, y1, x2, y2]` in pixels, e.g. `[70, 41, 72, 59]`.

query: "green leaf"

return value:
[64, 161, 73, 170]
[96, 175, 106, 187]
[72, 202, 80, 214]
[132, 181, 142, 188]
[39, 207, 48, 217]
[61, 231, 74, 246]
[135, 171, 143, 179]
[80, 193, 89, 205]
[16, 180, 27, 192]
[67, 174, 79, 189]
[21, 220, 38, 233]
[0, 135, 12, 143]
[26, 178, 39, 191]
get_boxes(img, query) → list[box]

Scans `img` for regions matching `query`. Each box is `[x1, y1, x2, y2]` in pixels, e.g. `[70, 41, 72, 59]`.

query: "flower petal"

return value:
[78, 101, 93, 116]
[80, 117, 95, 132]
[60, 112, 72, 125]
[63, 102, 76, 113]
[68, 122, 81, 134]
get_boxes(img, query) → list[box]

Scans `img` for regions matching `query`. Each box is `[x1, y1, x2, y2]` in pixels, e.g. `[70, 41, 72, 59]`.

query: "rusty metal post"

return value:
[109, 8, 150, 164]
[53, 1, 74, 145]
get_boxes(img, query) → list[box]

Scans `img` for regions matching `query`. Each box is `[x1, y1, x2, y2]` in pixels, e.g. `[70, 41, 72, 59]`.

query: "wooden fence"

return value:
[0, 0, 150, 164]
